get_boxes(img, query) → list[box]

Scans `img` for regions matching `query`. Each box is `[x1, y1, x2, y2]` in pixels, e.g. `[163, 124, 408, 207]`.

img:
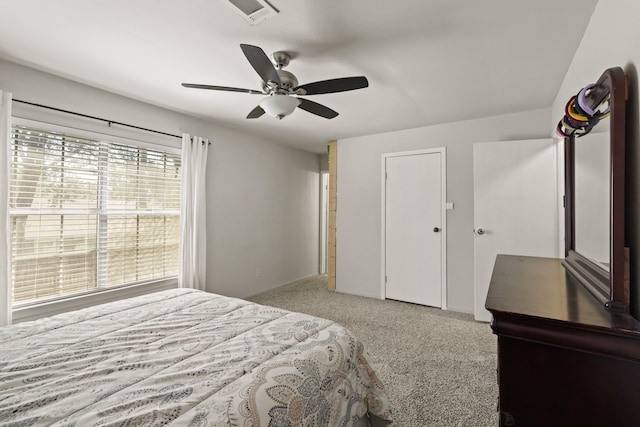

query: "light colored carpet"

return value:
[248, 275, 498, 427]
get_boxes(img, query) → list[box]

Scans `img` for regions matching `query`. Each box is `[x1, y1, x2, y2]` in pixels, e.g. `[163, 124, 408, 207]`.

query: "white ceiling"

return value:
[0, 0, 597, 153]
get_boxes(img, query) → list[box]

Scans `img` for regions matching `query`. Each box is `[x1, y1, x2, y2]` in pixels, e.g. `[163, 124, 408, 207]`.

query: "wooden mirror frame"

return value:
[563, 66, 628, 311]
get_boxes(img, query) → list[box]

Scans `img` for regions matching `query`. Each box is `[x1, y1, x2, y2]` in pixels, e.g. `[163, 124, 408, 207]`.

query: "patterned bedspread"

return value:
[0, 289, 392, 426]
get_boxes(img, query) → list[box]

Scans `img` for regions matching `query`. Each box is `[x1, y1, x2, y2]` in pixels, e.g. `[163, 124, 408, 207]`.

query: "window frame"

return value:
[9, 118, 181, 321]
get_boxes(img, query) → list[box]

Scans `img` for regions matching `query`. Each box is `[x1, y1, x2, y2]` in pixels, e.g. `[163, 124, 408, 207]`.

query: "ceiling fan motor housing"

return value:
[262, 69, 298, 93]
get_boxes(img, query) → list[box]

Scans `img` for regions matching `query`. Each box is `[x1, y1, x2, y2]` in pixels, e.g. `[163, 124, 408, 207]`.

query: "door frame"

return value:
[380, 147, 447, 309]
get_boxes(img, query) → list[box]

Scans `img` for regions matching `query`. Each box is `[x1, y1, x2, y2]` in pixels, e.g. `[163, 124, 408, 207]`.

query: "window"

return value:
[9, 123, 181, 305]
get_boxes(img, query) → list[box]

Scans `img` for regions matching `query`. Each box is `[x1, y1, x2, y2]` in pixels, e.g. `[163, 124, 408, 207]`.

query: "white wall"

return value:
[208, 135, 320, 297]
[336, 109, 551, 313]
[0, 58, 320, 300]
[551, 0, 640, 317]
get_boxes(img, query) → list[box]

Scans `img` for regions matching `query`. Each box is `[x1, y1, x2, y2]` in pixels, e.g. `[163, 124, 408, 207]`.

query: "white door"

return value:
[473, 139, 558, 321]
[384, 150, 445, 307]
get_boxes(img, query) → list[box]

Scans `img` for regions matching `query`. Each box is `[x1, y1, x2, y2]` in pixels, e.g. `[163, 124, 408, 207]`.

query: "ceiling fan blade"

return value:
[294, 76, 369, 95]
[246, 105, 265, 119]
[240, 44, 281, 86]
[182, 83, 263, 94]
[297, 98, 339, 119]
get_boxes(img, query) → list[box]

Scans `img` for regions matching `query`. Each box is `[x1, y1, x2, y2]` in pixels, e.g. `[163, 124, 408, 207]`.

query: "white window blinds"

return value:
[9, 124, 181, 305]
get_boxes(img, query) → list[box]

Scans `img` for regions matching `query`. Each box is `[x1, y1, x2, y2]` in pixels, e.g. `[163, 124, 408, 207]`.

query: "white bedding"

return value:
[0, 288, 392, 426]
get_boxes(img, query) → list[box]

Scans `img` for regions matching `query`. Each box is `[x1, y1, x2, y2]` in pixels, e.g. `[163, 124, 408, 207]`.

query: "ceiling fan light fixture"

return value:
[260, 94, 300, 119]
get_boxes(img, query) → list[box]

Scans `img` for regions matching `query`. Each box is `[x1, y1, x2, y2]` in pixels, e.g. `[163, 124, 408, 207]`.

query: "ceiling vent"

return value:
[226, 0, 279, 25]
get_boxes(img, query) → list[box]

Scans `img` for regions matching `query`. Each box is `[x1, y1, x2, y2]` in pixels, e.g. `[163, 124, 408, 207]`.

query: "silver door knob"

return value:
[433, 227, 441, 232]
[474, 228, 485, 235]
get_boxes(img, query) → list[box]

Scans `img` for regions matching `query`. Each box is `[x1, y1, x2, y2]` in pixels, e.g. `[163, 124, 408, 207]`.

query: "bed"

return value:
[0, 288, 392, 426]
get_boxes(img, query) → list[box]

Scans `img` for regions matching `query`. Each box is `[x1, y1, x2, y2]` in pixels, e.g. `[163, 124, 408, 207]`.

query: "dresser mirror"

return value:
[563, 66, 628, 311]
[574, 131, 610, 271]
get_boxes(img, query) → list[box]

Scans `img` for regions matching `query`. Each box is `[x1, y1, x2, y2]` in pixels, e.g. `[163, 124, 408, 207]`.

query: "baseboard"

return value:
[242, 274, 323, 300]
[335, 288, 383, 300]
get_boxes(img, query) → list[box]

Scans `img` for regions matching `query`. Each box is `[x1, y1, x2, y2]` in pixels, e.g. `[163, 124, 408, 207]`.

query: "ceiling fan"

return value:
[182, 44, 369, 120]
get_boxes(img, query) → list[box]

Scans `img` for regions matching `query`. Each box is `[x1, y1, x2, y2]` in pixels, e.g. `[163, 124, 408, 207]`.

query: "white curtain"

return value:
[0, 92, 12, 326]
[179, 133, 209, 291]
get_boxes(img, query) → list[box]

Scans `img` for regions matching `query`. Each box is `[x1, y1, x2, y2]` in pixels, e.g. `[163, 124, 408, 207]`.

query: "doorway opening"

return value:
[319, 171, 328, 274]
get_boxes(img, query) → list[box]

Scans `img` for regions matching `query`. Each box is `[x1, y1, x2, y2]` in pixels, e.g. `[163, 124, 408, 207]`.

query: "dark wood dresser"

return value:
[485, 254, 640, 426]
